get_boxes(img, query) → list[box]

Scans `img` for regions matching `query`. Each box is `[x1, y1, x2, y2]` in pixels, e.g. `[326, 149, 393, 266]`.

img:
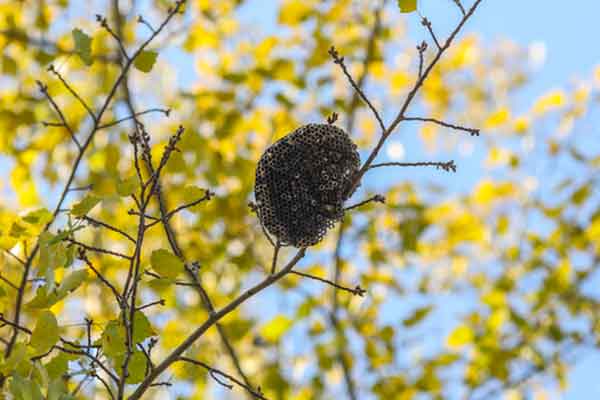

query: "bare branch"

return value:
[0, 273, 18, 291]
[290, 270, 366, 297]
[136, 299, 165, 311]
[96, 14, 130, 60]
[328, 46, 386, 132]
[47, 64, 97, 123]
[66, 238, 132, 260]
[129, 248, 306, 399]
[138, 15, 157, 34]
[77, 248, 123, 304]
[421, 17, 441, 50]
[453, 0, 467, 16]
[350, 0, 484, 191]
[97, 108, 171, 130]
[417, 41, 427, 78]
[179, 357, 268, 400]
[270, 241, 281, 275]
[78, 215, 136, 243]
[344, 194, 386, 211]
[36, 80, 81, 149]
[144, 190, 213, 229]
[403, 116, 480, 136]
[369, 160, 457, 172]
[1, 248, 25, 266]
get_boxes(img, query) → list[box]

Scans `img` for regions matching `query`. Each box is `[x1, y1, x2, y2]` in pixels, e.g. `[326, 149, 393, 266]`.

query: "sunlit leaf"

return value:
[72, 28, 93, 65]
[260, 315, 293, 343]
[447, 324, 474, 349]
[30, 310, 59, 355]
[117, 176, 137, 197]
[398, 0, 417, 13]
[71, 195, 101, 217]
[150, 249, 183, 279]
[134, 50, 158, 73]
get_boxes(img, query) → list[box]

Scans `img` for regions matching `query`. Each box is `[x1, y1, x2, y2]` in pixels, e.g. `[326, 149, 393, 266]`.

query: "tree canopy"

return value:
[0, 0, 599, 399]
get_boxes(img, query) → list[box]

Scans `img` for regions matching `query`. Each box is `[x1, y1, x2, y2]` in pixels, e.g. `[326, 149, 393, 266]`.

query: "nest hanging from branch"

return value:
[254, 123, 360, 247]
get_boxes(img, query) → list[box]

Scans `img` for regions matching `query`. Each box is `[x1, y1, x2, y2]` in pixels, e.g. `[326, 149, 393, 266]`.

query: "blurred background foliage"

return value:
[0, 0, 599, 399]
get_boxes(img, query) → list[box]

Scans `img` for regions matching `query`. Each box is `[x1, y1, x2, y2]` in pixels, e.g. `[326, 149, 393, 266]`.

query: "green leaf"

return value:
[72, 28, 93, 66]
[22, 208, 52, 225]
[30, 310, 59, 355]
[403, 305, 433, 327]
[398, 0, 417, 13]
[150, 249, 184, 279]
[132, 311, 155, 343]
[26, 286, 56, 309]
[134, 50, 158, 73]
[57, 269, 88, 294]
[2, 55, 17, 75]
[124, 351, 146, 383]
[260, 315, 293, 343]
[1, 342, 27, 374]
[45, 354, 69, 380]
[10, 374, 44, 400]
[9, 222, 27, 238]
[101, 320, 126, 358]
[47, 378, 69, 400]
[117, 176, 137, 197]
[71, 195, 101, 217]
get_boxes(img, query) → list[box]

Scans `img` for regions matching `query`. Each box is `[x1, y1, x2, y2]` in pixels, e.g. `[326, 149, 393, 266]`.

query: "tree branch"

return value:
[128, 248, 306, 399]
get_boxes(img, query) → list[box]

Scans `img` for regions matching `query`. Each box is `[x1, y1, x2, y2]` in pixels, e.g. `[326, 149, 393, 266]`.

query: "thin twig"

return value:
[47, 64, 97, 123]
[417, 41, 427, 78]
[78, 215, 136, 243]
[421, 17, 441, 50]
[270, 241, 281, 275]
[179, 357, 268, 400]
[328, 46, 386, 132]
[66, 238, 132, 260]
[403, 116, 480, 136]
[36, 80, 81, 149]
[97, 108, 170, 130]
[453, 0, 466, 16]
[1, 248, 25, 266]
[96, 14, 130, 60]
[136, 299, 165, 311]
[138, 15, 157, 34]
[290, 271, 366, 297]
[344, 194, 386, 211]
[144, 190, 213, 229]
[369, 160, 457, 172]
[77, 249, 123, 304]
[0, 274, 18, 290]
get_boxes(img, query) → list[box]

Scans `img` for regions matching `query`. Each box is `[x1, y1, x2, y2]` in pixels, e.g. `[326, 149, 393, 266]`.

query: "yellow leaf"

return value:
[484, 107, 510, 129]
[390, 70, 411, 93]
[398, 0, 417, 13]
[513, 116, 530, 134]
[447, 324, 474, 349]
[532, 90, 566, 114]
[278, 1, 313, 26]
[260, 315, 293, 343]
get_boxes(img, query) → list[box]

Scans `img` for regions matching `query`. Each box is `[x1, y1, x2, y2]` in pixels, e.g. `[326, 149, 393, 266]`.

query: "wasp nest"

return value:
[254, 123, 360, 247]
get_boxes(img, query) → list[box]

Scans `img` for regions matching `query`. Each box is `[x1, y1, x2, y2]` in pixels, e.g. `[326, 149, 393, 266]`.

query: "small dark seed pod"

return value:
[254, 123, 360, 247]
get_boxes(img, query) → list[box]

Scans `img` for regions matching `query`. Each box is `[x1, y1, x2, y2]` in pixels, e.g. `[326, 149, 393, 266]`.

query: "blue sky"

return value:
[2, 0, 599, 398]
